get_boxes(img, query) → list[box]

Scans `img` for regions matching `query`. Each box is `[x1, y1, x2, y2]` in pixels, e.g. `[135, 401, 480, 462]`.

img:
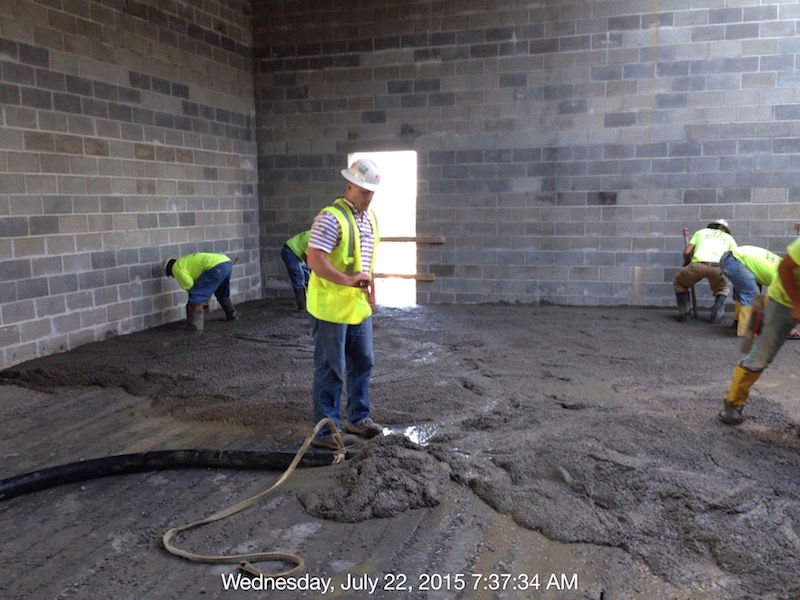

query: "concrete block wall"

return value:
[253, 0, 799, 306]
[0, 0, 260, 368]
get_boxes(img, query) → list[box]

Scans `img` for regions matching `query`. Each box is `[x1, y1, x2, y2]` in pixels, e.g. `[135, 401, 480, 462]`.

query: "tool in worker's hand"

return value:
[682, 227, 698, 319]
[740, 294, 765, 354]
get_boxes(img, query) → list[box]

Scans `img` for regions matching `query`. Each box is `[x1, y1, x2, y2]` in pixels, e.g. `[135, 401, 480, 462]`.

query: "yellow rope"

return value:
[162, 418, 346, 578]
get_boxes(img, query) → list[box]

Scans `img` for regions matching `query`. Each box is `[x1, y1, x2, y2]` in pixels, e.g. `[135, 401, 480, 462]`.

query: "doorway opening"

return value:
[348, 150, 417, 308]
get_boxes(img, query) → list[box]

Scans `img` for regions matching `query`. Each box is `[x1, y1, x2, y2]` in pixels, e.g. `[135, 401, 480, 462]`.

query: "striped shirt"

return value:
[309, 198, 375, 275]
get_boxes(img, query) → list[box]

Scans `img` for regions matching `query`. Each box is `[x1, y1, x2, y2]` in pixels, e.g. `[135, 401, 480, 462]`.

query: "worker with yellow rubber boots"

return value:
[163, 253, 238, 332]
[719, 245, 782, 336]
[719, 237, 800, 424]
[306, 158, 384, 449]
[673, 219, 737, 323]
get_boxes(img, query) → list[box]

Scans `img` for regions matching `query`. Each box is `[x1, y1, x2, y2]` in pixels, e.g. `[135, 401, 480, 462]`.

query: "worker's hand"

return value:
[349, 273, 371, 288]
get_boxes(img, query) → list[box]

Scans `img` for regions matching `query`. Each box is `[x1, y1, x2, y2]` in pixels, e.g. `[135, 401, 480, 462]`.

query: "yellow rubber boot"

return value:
[720, 365, 762, 424]
[736, 305, 752, 337]
[733, 300, 741, 329]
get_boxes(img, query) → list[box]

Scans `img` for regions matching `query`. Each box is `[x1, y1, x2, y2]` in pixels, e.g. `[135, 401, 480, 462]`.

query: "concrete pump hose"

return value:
[161, 418, 347, 579]
[1, 418, 348, 580]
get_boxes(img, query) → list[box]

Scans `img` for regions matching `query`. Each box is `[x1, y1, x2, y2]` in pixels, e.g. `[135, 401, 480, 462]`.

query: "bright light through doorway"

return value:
[349, 151, 417, 308]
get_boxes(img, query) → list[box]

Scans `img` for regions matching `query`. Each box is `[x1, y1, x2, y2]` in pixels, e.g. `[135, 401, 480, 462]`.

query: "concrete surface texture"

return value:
[2, 300, 799, 599]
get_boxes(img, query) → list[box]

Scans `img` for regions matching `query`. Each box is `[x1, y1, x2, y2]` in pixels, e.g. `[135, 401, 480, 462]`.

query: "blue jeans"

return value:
[311, 316, 373, 439]
[720, 251, 760, 306]
[187, 261, 232, 305]
[281, 245, 310, 289]
[740, 299, 799, 373]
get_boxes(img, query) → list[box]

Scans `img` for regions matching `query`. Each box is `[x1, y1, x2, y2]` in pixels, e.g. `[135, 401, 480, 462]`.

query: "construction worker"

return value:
[719, 245, 800, 340]
[720, 245, 782, 336]
[306, 158, 384, 449]
[162, 253, 237, 331]
[281, 230, 311, 310]
[719, 237, 800, 424]
[673, 219, 737, 323]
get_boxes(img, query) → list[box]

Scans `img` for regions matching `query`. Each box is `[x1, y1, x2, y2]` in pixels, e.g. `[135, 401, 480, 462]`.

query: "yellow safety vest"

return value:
[307, 198, 380, 324]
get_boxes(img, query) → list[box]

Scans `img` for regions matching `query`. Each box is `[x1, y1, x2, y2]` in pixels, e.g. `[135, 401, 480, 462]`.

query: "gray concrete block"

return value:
[726, 23, 759, 39]
[2, 299, 35, 324]
[16, 277, 49, 300]
[709, 8, 742, 24]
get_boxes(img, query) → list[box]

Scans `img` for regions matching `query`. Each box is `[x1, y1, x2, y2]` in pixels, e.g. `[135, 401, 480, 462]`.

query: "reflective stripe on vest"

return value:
[328, 202, 358, 274]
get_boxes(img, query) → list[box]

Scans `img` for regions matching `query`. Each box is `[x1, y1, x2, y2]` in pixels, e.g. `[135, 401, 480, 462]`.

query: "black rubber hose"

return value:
[0, 448, 352, 501]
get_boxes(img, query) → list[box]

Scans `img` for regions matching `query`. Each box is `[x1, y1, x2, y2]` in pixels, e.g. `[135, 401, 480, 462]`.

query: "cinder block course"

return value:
[5, 1, 800, 360]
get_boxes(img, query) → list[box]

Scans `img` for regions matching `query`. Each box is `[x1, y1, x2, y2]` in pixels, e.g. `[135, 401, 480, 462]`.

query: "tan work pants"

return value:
[673, 262, 729, 296]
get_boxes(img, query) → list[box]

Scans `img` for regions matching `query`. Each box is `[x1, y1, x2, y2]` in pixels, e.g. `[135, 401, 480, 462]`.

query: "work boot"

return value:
[292, 287, 307, 311]
[186, 303, 204, 332]
[737, 305, 753, 337]
[674, 291, 692, 322]
[345, 418, 384, 439]
[311, 433, 360, 449]
[219, 298, 238, 321]
[710, 294, 727, 324]
[719, 400, 744, 425]
[719, 364, 762, 425]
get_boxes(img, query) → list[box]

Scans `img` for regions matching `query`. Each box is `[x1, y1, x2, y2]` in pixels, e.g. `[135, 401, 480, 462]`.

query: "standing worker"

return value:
[281, 230, 311, 310]
[306, 158, 384, 449]
[719, 237, 800, 424]
[162, 252, 238, 331]
[673, 220, 737, 323]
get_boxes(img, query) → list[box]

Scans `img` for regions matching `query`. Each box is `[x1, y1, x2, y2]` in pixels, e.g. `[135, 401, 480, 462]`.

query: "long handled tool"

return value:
[682, 227, 698, 319]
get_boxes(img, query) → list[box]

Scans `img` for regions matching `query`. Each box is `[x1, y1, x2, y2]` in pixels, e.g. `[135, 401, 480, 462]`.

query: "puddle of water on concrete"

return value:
[385, 424, 440, 446]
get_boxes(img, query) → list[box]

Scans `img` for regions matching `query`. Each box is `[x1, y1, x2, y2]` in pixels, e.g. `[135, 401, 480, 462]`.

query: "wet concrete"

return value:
[1, 300, 799, 599]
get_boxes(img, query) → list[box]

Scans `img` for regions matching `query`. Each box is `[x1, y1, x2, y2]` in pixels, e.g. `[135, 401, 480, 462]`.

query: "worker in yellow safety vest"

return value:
[673, 219, 737, 323]
[720, 237, 800, 424]
[281, 230, 311, 310]
[305, 158, 384, 449]
[162, 252, 237, 332]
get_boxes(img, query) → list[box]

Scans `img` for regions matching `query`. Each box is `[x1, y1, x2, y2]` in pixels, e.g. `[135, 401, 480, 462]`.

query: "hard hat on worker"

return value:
[708, 219, 731, 234]
[341, 158, 381, 192]
[162, 256, 177, 277]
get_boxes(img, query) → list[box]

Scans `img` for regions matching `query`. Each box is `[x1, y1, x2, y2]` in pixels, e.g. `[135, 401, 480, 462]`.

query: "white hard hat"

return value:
[713, 219, 729, 229]
[162, 256, 177, 276]
[341, 158, 381, 192]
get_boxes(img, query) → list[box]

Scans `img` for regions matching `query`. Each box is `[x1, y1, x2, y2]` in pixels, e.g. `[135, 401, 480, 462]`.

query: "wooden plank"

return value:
[381, 236, 445, 244]
[374, 272, 435, 281]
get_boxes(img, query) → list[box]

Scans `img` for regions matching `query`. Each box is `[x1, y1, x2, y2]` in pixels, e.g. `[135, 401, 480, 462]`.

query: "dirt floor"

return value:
[1, 299, 799, 600]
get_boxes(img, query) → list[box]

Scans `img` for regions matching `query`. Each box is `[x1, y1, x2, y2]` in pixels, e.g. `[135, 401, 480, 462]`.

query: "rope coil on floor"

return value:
[161, 418, 347, 579]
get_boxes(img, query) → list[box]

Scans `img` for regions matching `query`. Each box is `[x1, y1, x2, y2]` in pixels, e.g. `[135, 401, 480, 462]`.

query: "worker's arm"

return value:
[682, 244, 695, 266]
[172, 265, 195, 291]
[307, 247, 370, 287]
[777, 252, 800, 320]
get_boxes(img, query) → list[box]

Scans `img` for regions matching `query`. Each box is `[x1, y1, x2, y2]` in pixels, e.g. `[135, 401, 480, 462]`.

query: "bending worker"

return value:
[163, 252, 238, 331]
[306, 158, 384, 449]
[719, 245, 800, 338]
[673, 219, 737, 323]
[719, 237, 800, 424]
[281, 230, 311, 310]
